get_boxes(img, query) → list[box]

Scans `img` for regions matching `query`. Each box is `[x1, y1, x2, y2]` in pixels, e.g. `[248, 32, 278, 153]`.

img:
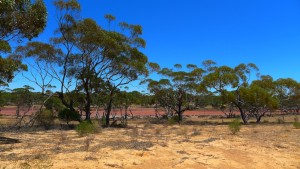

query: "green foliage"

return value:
[37, 109, 55, 130]
[263, 120, 269, 123]
[293, 122, 300, 129]
[44, 97, 65, 112]
[0, 57, 27, 86]
[168, 116, 179, 125]
[145, 64, 205, 123]
[203, 61, 260, 124]
[0, 0, 47, 44]
[275, 78, 300, 114]
[76, 121, 98, 136]
[228, 119, 241, 134]
[293, 116, 300, 129]
[58, 108, 80, 124]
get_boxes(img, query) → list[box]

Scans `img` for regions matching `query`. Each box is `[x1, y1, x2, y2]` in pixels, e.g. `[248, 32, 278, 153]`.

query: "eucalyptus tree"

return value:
[11, 85, 35, 117]
[111, 90, 143, 126]
[0, 0, 47, 50]
[0, 0, 46, 86]
[241, 75, 278, 123]
[14, 0, 157, 123]
[0, 57, 27, 86]
[274, 78, 300, 113]
[144, 64, 205, 122]
[203, 60, 259, 124]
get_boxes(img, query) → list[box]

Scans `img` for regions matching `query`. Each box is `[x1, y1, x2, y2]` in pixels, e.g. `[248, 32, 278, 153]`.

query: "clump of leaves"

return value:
[293, 116, 300, 129]
[263, 119, 269, 123]
[228, 119, 241, 134]
[168, 116, 179, 125]
[58, 108, 81, 125]
[76, 121, 99, 137]
[37, 109, 55, 130]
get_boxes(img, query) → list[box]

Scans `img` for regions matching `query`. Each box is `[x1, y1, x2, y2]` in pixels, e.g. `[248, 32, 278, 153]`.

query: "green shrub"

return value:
[228, 119, 241, 134]
[58, 108, 80, 124]
[262, 119, 269, 123]
[76, 121, 98, 136]
[44, 97, 65, 113]
[293, 116, 300, 129]
[167, 116, 179, 125]
[293, 122, 300, 129]
[37, 109, 55, 130]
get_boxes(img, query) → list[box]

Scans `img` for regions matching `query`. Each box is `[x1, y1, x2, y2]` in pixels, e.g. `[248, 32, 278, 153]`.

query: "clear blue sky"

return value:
[9, 0, 300, 90]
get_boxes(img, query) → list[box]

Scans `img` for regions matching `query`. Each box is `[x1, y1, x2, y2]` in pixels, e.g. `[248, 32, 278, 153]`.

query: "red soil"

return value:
[0, 106, 232, 117]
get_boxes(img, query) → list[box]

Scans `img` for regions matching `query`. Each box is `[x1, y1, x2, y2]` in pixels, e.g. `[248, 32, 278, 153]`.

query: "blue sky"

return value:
[9, 0, 300, 90]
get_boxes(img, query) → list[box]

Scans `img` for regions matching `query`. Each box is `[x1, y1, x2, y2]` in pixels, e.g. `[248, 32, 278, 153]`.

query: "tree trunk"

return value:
[84, 91, 91, 121]
[16, 105, 20, 118]
[57, 92, 75, 112]
[85, 101, 91, 121]
[105, 92, 114, 127]
[256, 110, 268, 123]
[256, 116, 262, 123]
[177, 111, 183, 122]
[236, 105, 248, 124]
[83, 78, 92, 121]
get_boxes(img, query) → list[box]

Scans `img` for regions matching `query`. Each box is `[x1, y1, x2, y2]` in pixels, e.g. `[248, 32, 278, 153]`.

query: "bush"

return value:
[44, 97, 65, 113]
[76, 121, 99, 136]
[58, 108, 81, 124]
[262, 120, 269, 123]
[293, 116, 300, 129]
[228, 119, 241, 134]
[37, 109, 55, 130]
[167, 116, 179, 125]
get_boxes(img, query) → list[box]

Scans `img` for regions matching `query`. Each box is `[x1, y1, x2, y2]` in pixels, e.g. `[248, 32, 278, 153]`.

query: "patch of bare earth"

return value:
[0, 120, 300, 169]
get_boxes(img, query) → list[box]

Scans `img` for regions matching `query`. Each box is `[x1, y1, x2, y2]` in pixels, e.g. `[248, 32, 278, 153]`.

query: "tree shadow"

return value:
[0, 136, 21, 144]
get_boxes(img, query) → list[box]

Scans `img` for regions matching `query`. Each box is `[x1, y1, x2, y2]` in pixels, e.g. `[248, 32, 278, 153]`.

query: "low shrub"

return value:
[262, 119, 269, 123]
[58, 108, 81, 125]
[293, 116, 300, 129]
[167, 116, 179, 125]
[228, 119, 241, 134]
[37, 109, 55, 130]
[76, 121, 99, 136]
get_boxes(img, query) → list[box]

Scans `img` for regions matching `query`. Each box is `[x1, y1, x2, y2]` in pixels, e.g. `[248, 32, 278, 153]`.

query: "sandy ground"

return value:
[0, 117, 300, 169]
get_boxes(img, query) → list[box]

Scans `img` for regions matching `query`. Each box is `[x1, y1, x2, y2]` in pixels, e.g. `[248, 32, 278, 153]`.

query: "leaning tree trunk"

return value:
[57, 92, 75, 112]
[255, 111, 267, 123]
[236, 104, 248, 124]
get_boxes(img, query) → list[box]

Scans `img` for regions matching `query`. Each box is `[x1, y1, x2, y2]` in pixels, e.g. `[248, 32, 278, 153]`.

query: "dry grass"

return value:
[0, 115, 300, 169]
